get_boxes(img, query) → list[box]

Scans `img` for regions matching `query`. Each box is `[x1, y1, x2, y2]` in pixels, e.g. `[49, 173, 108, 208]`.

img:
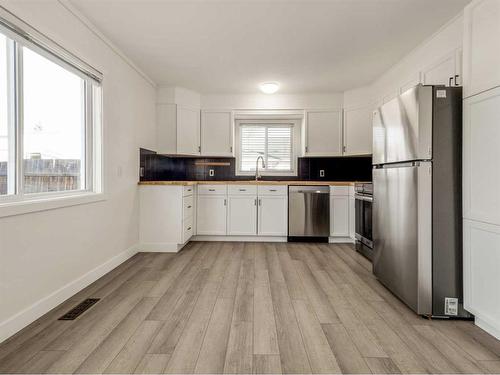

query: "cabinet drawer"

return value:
[183, 216, 194, 243]
[257, 185, 287, 196]
[330, 186, 350, 196]
[183, 185, 194, 196]
[183, 195, 194, 219]
[228, 184, 257, 195]
[198, 184, 227, 195]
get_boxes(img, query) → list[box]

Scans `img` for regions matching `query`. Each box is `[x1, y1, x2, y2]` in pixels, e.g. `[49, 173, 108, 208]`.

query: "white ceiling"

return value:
[69, 0, 469, 94]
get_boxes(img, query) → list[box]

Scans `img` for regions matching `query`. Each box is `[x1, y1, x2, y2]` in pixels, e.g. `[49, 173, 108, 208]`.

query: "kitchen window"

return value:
[0, 15, 103, 216]
[235, 119, 300, 176]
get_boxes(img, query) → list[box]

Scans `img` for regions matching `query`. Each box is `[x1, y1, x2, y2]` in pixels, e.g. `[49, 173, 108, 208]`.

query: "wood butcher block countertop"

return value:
[138, 180, 358, 186]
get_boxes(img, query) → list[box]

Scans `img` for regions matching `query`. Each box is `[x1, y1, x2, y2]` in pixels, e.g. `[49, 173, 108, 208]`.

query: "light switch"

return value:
[209, 169, 215, 177]
[320, 170, 325, 177]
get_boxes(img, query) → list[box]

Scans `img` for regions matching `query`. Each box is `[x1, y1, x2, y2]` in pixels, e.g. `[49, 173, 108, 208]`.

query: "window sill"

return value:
[0, 192, 106, 218]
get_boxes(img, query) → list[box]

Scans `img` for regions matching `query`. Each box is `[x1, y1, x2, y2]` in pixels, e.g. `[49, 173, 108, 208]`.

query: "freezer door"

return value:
[372, 85, 433, 165]
[373, 163, 432, 315]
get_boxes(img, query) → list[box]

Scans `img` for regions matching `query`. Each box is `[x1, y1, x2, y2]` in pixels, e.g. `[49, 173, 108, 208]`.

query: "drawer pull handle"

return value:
[187, 226, 192, 231]
[239, 189, 246, 191]
[270, 189, 277, 192]
[209, 189, 216, 191]
[187, 205, 192, 208]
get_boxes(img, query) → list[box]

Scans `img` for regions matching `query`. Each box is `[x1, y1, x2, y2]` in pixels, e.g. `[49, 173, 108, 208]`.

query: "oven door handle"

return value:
[355, 194, 373, 202]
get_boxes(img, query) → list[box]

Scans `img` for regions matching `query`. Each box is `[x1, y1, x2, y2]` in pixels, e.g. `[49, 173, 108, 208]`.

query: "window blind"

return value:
[239, 124, 292, 172]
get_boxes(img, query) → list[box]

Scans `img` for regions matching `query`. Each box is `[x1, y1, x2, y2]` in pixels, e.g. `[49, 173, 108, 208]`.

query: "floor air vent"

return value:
[58, 298, 100, 320]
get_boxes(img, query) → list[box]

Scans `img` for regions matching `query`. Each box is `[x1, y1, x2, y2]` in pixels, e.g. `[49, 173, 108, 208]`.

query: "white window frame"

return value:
[235, 118, 301, 177]
[0, 13, 104, 218]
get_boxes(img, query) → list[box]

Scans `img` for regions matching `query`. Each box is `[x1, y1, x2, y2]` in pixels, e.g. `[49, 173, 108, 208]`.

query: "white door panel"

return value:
[227, 196, 257, 235]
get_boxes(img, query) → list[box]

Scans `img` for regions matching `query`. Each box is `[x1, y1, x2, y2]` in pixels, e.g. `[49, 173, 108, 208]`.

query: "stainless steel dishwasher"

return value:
[288, 186, 330, 242]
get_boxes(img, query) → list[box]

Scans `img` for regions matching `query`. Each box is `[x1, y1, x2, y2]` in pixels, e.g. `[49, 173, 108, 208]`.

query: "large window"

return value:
[0, 19, 102, 206]
[236, 119, 299, 176]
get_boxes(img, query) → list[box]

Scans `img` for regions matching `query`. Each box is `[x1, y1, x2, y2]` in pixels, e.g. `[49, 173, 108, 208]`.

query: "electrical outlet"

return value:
[209, 169, 215, 177]
[320, 170, 325, 177]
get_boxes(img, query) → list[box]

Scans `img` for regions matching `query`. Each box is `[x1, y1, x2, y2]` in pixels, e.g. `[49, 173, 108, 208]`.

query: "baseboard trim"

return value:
[138, 242, 184, 252]
[0, 243, 139, 344]
[192, 235, 287, 242]
[475, 316, 500, 341]
[329, 236, 355, 243]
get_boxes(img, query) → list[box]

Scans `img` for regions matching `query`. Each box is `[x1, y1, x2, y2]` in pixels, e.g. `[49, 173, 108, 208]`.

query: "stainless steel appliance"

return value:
[355, 182, 373, 260]
[288, 186, 329, 242]
[373, 84, 470, 318]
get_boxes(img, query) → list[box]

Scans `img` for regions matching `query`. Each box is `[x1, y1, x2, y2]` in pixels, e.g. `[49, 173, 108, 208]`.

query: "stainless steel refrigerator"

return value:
[372, 84, 470, 318]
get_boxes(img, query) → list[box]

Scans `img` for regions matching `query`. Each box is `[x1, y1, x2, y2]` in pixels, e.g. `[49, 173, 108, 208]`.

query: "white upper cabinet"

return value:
[463, 86, 500, 226]
[156, 104, 177, 154]
[305, 110, 342, 156]
[343, 106, 372, 156]
[177, 106, 201, 155]
[156, 104, 200, 155]
[421, 49, 462, 87]
[201, 110, 233, 156]
[463, 0, 500, 98]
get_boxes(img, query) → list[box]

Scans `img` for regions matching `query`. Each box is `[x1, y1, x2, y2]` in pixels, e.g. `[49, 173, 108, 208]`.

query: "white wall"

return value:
[201, 93, 343, 110]
[157, 86, 201, 107]
[344, 13, 464, 109]
[0, 0, 157, 342]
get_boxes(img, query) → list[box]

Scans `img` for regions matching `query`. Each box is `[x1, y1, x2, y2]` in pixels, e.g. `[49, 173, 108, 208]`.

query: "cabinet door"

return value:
[463, 219, 500, 329]
[156, 104, 177, 154]
[197, 196, 227, 235]
[463, 0, 500, 98]
[305, 110, 342, 156]
[343, 106, 372, 155]
[330, 195, 349, 237]
[349, 194, 355, 239]
[201, 111, 233, 156]
[463, 86, 500, 225]
[258, 196, 287, 236]
[177, 106, 200, 155]
[227, 196, 257, 235]
[421, 51, 458, 86]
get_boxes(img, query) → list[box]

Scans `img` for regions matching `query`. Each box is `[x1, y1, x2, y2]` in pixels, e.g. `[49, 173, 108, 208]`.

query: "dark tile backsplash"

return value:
[139, 148, 372, 182]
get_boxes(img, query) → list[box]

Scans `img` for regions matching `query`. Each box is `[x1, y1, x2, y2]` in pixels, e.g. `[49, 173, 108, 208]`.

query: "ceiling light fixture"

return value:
[259, 82, 280, 94]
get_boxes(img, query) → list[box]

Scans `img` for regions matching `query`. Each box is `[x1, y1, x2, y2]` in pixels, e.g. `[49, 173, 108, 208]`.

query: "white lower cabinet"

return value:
[330, 195, 349, 236]
[330, 186, 355, 239]
[139, 185, 194, 251]
[258, 196, 288, 236]
[227, 195, 257, 235]
[197, 195, 227, 235]
[464, 219, 500, 338]
[196, 184, 287, 237]
[349, 194, 355, 239]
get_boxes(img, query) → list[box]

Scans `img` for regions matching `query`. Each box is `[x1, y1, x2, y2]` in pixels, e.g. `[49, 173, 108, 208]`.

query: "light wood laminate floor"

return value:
[1, 242, 500, 374]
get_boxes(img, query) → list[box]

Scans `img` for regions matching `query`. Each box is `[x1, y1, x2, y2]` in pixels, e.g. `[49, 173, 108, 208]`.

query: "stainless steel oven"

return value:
[355, 182, 373, 260]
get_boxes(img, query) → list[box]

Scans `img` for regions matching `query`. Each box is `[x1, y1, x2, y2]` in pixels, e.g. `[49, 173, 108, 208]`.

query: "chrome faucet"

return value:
[255, 156, 266, 181]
